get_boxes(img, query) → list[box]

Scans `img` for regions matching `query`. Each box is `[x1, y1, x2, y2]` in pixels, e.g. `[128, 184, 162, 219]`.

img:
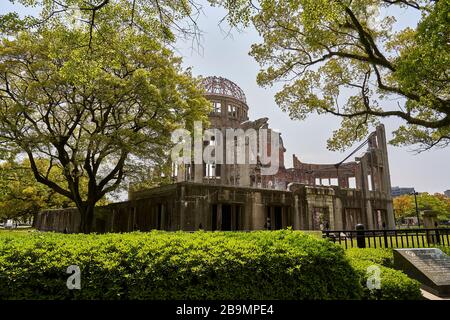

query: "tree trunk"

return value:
[78, 203, 95, 233]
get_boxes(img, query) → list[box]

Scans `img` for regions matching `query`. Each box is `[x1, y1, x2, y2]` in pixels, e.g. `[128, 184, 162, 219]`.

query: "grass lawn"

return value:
[325, 232, 450, 249]
[0, 227, 34, 235]
[1, 228, 448, 252]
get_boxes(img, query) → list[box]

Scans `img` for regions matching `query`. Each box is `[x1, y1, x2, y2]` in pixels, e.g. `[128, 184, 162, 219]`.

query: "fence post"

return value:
[435, 222, 441, 245]
[356, 224, 366, 248]
[383, 222, 388, 248]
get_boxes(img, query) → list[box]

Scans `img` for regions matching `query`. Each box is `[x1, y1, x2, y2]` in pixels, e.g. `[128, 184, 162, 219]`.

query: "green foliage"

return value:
[0, 159, 109, 221]
[394, 193, 450, 220]
[0, 230, 363, 300]
[0, 230, 424, 300]
[349, 258, 423, 300]
[213, 0, 450, 151]
[440, 246, 450, 256]
[346, 248, 394, 268]
[393, 194, 416, 219]
[389, 0, 450, 149]
[0, 1, 197, 43]
[345, 248, 422, 300]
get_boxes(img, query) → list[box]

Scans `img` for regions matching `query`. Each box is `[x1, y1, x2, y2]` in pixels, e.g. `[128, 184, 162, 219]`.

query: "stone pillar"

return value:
[239, 164, 250, 186]
[194, 164, 203, 183]
[221, 164, 230, 185]
[244, 193, 253, 230]
[355, 164, 362, 189]
[177, 164, 185, 182]
[372, 166, 381, 191]
[307, 203, 314, 230]
[359, 157, 370, 194]
[334, 197, 343, 229]
[220, 128, 229, 185]
[326, 190, 335, 229]
[423, 210, 439, 244]
[423, 210, 438, 229]
[376, 124, 395, 228]
[386, 201, 395, 229]
[369, 166, 376, 191]
[217, 203, 222, 230]
[251, 192, 265, 230]
[293, 195, 301, 229]
[359, 157, 374, 229]
[365, 200, 374, 229]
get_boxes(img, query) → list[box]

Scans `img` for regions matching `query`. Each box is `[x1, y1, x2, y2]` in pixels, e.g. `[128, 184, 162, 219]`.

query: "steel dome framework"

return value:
[201, 76, 247, 104]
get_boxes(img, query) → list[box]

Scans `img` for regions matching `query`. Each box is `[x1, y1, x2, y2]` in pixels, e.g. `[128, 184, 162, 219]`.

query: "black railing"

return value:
[322, 226, 450, 249]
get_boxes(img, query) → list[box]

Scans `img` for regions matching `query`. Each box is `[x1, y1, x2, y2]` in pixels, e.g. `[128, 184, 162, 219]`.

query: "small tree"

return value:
[393, 195, 414, 220]
[0, 16, 210, 232]
[417, 192, 450, 221]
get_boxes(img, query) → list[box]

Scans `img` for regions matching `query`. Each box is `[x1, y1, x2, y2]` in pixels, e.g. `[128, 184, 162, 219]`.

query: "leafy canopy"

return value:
[0, 0, 202, 44]
[212, 0, 450, 151]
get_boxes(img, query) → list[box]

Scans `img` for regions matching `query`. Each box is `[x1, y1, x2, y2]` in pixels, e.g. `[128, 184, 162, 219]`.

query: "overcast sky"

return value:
[2, 1, 449, 194]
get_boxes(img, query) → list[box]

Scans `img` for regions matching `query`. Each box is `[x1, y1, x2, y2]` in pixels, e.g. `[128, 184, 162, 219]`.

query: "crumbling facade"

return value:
[35, 76, 395, 233]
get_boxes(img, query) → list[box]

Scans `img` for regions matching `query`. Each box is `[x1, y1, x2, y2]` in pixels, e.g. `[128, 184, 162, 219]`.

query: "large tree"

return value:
[0, 0, 203, 45]
[0, 5, 210, 232]
[213, 0, 450, 151]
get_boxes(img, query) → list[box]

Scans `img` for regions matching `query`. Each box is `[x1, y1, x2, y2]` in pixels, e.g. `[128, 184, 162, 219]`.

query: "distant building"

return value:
[444, 190, 450, 197]
[391, 186, 415, 197]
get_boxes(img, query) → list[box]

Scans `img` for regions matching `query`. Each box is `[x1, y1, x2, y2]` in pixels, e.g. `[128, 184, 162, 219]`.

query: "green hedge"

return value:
[0, 230, 362, 300]
[440, 246, 450, 256]
[0, 230, 424, 300]
[346, 248, 394, 268]
[345, 249, 422, 300]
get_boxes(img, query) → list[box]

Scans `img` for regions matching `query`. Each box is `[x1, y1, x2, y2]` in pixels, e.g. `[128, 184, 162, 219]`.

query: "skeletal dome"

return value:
[201, 76, 247, 104]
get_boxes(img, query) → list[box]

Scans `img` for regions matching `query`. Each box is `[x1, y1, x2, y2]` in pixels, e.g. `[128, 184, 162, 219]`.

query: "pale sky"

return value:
[1, 1, 449, 194]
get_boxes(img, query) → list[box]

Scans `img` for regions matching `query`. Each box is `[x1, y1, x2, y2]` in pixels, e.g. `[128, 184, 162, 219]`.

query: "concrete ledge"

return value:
[421, 289, 450, 300]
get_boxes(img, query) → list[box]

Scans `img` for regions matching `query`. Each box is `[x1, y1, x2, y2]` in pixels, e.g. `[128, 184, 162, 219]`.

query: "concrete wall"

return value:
[36, 182, 394, 233]
[34, 208, 80, 233]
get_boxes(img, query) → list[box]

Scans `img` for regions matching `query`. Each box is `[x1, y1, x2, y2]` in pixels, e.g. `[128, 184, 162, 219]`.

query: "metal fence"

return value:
[322, 227, 450, 249]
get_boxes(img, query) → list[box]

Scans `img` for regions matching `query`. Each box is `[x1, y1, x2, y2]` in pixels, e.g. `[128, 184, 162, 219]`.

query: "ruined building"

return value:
[35, 76, 395, 233]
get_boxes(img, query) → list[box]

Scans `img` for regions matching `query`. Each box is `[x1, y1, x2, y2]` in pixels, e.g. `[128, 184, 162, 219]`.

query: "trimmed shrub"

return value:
[0, 230, 362, 300]
[346, 248, 394, 268]
[439, 246, 450, 256]
[347, 254, 422, 300]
